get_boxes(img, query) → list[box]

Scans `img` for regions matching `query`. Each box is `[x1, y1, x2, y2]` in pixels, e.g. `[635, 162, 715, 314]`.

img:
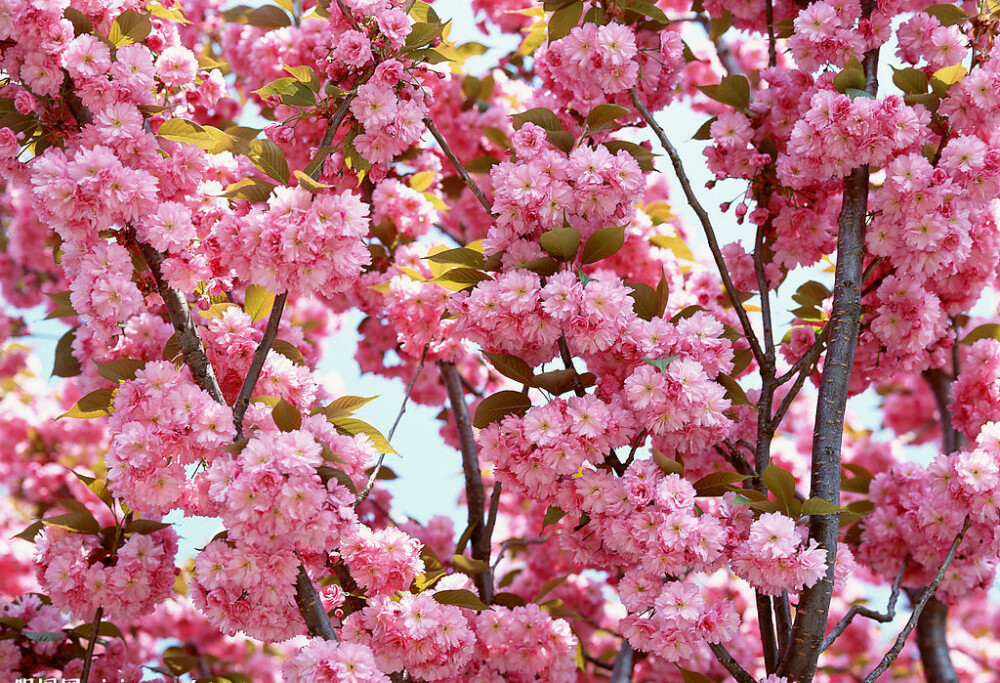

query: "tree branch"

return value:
[708, 643, 757, 683]
[294, 565, 340, 641]
[610, 640, 635, 683]
[628, 88, 765, 367]
[821, 558, 908, 652]
[356, 345, 428, 505]
[780, 39, 880, 681]
[232, 292, 287, 440]
[424, 116, 492, 213]
[862, 517, 971, 683]
[79, 606, 104, 683]
[440, 361, 493, 603]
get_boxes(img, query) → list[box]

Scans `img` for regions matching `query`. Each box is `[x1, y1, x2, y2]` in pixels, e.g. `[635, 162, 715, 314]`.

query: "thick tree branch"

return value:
[629, 88, 765, 367]
[609, 640, 635, 683]
[440, 361, 493, 603]
[780, 40, 880, 681]
[862, 518, 971, 683]
[294, 565, 340, 641]
[232, 292, 287, 439]
[424, 117, 492, 213]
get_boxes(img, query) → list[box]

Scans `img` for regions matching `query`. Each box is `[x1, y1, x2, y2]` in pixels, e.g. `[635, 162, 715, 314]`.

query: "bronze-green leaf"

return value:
[272, 398, 302, 432]
[53, 328, 82, 378]
[483, 352, 535, 386]
[581, 225, 625, 264]
[331, 417, 396, 454]
[56, 388, 115, 420]
[433, 589, 490, 611]
[539, 226, 581, 261]
[248, 139, 290, 184]
[473, 391, 532, 429]
[762, 464, 798, 517]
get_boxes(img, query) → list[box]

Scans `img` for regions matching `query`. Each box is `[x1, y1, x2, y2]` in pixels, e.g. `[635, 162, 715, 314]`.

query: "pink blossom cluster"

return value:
[487, 141, 642, 253]
[780, 91, 927, 186]
[950, 340, 1000, 443]
[535, 22, 685, 115]
[205, 426, 358, 554]
[35, 525, 178, 622]
[349, 61, 429, 165]
[340, 525, 424, 596]
[463, 603, 579, 681]
[343, 592, 476, 680]
[1, 594, 66, 666]
[619, 579, 739, 662]
[284, 640, 389, 683]
[624, 358, 731, 440]
[787, 0, 883, 73]
[383, 273, 452, 352]
[213, 186, 371, 295]
[862, 275, 949, 375]
[106, 361, 235, 515]
[191, 538, 306, 642]
[372, 178, 437, 238]
[895, 12, 968, 71]
[858, 428, 1000, 603]
[730, 512, 828, 596]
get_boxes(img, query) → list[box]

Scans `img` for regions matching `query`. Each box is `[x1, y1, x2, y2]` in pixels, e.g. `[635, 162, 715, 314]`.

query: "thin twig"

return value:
[628, 88, 765, 366]
[490, 536, 550, 573]
[441, 361, 493, 603]
[232, 292, 288, 439]
[484, 481, 502, 547]
[335, 0, 362, 30]
[79, 606, 104, 683]
[765, 0, 777, 68]
[861, 518, 971, 683]
[822, 558, 908, 651]
[708, 643, 757, 683]
[424, 117, 492, 213]
[356, 345, 429, 505]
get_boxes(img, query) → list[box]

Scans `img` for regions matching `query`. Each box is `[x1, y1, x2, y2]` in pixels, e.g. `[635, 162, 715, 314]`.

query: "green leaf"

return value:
[453, 554, 490, 575]
[95, 359, 145, 383]
[892, 67, 928, 95]
[548, 1, 583, 41]
[642, 355, 680, 372]
[652, 449, 683, 476]
[14, 521, 44, 543]
[762, 464, 798, 517]
[124, 519, 171, 535]
[602, 140, 656, 171]
[41, 512, 100, 535]
[406, 21, 442, 49]
[246, 4, 291, 28]
[225, 178, 276, 203]
[693, 471, 750, 497]
[833, 55, 866, 94]
[697, 74, 751, 110]
[532, 368, 582, 395]
[473, 391, 532, 429]
[272, 398, 302, 432]
[331, 417, 396, 454]
[74, 472, 114, 509]
[53, 328, 82, 378]
[924, 3, 970, 26]
[294, 168, 332, 193]
[425, 247, 485, 269]
[961, 324, 1000, 345]
[253, 77, 316, 108]
[708, 9, 733, 40]
[244, 284, 275, 322]
[64, 7, 94, 35]
[540, 226, 581, 261]
[282, 63, 320, 92]
[44, 291, 77, 319]
[483, 352, 535, 386]
[650, 234, 695, 262]
[317, 466, 359, 495]
[520, 256, 561, 277]
[433, 589, 490, 611]
[581, 225, 626, 264]
[248, 139, 290, 184]
[158, 118, 219, 150]
[801, 497, 842, 516]
[410, 170, 435, 192]
[326, 395, 379, 414]
[431, 268, 493, 289]
[512, 107, 563, 132]
[23, 630, 66, 643]
[628, 282, 660, 321]
[109, 10, 151, 47]
[492, 592, 528, 608]
[56, 388, 115, 420]
[717, 372, 751, 406]
[534, 574, 568, 602]
[692, 116, 716, 141]
[270, 339, 305, 365]
[586, 103, 630, 131]
[628, 0, 668, 23]
[542, 505, 567, 530]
